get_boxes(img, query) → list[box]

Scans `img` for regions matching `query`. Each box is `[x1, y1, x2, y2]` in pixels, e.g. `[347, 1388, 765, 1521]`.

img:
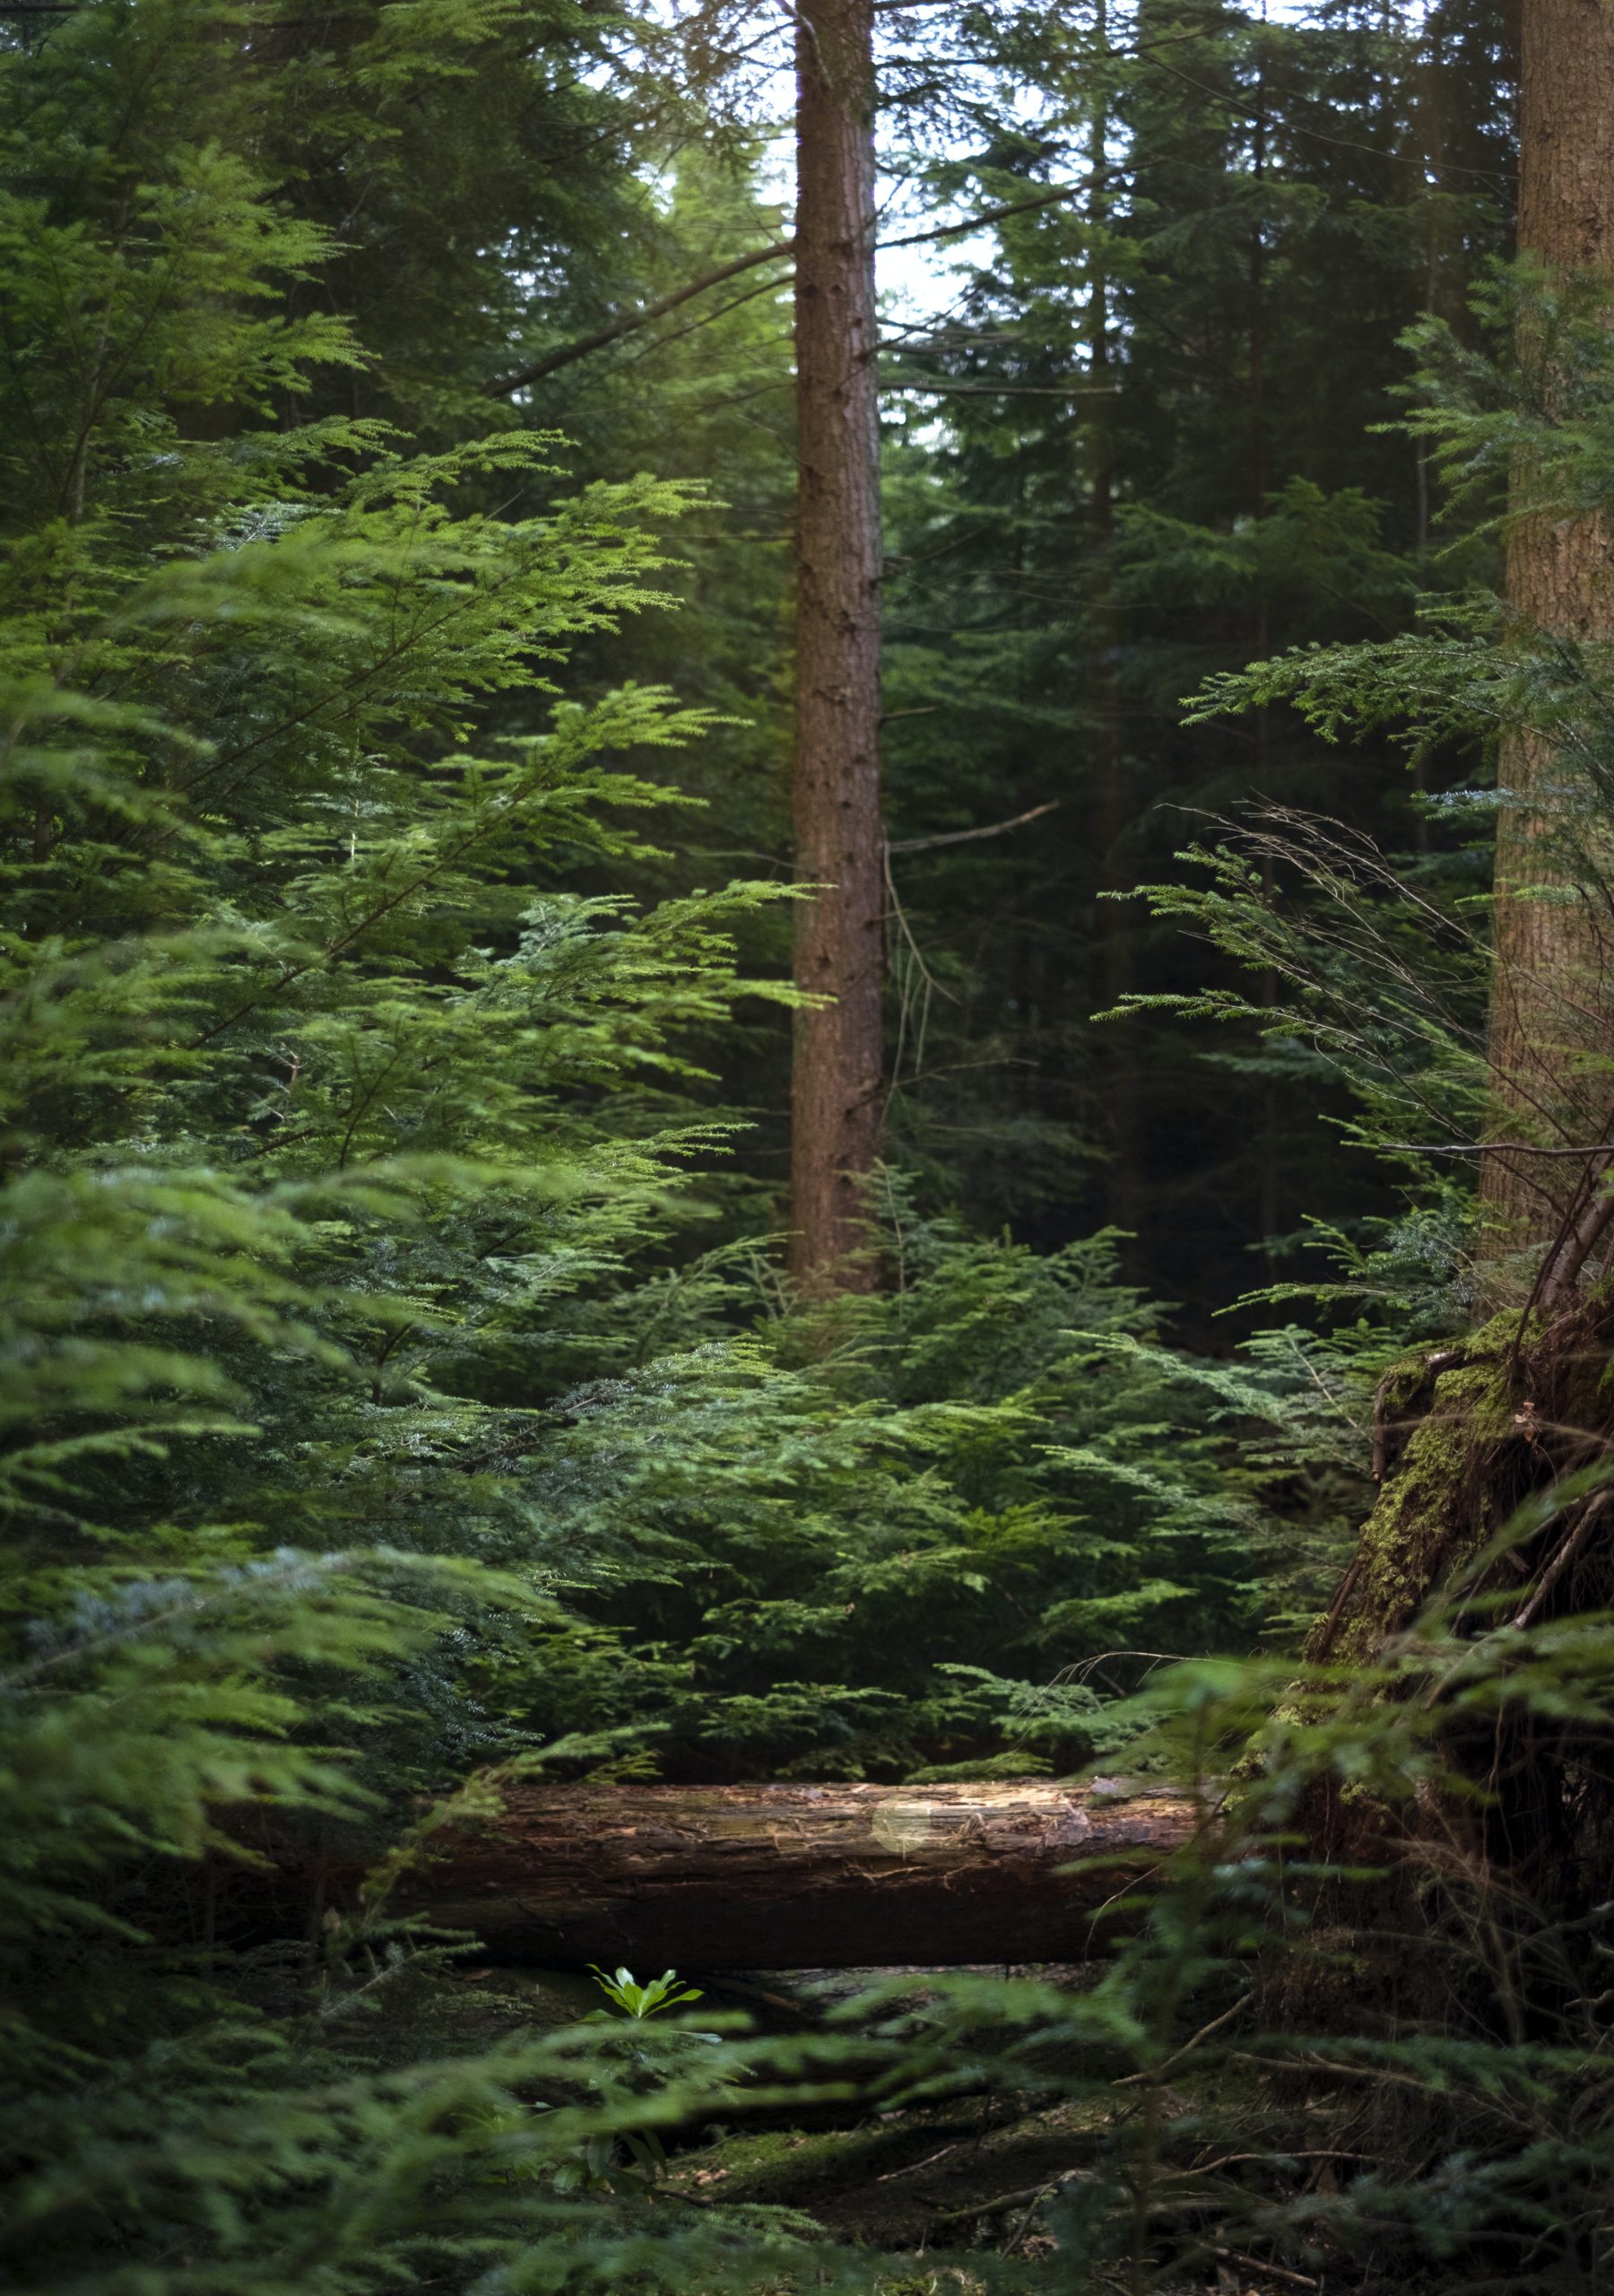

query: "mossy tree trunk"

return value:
[1309, 1304, 1614, 1674]
[1284, 1303, 1614, 2127]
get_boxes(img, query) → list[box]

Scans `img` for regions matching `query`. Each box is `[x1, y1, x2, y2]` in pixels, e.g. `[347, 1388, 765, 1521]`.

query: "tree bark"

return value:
[368, 1780, 1197, 1970]
[787, 0, 886, 1293]
[1088, 1, 1139, 1248]
[1478, 0, 1614, 1276]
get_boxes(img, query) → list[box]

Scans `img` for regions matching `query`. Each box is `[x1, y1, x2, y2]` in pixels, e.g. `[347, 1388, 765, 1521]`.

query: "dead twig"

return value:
[873, 2135, 971, 2183]
[1116, 1992, 1255, 2087]
[887, 800, 1058, 855]
[1207, 2242, 1319, 2289]
[1514, 1488, 1612, 1627]
[928, 2168, 1087, 2224]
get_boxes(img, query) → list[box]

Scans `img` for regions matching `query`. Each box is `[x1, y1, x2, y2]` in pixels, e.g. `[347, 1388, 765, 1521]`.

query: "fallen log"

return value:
[385, 1779, 1200, 1969]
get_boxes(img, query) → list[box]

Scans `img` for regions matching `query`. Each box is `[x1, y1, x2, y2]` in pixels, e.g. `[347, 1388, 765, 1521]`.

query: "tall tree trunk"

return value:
[1478, 0, 1614, 1283]
[1089, 0, 1139, 1247]
[1249, 23, 1280, 1274]
[787, 0, 885, 1292]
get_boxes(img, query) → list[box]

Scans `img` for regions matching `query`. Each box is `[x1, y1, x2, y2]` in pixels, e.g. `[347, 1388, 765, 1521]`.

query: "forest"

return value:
[8, 0, 1614, 2287]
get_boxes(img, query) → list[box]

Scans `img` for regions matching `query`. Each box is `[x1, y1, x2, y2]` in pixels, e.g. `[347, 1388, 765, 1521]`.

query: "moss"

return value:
[1322, 1321, 1523, 1663]
[291, 1964, 607, 2073]
[1318, 1299, 1614, 1663]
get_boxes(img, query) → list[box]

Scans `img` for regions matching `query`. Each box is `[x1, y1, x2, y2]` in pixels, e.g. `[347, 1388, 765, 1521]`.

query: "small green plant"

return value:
[551, 2124, 666, 2198]
[588, 1965, 707, 2020]
[532, 1968, 731, 2194]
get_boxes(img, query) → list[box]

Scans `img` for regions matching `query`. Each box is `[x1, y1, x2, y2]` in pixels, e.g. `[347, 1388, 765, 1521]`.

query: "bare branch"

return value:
[881, 379, 1118, 396]
[486, 171, 1120, 396]
[888, 799, 1059, 853]
[486, 239, 794, 396]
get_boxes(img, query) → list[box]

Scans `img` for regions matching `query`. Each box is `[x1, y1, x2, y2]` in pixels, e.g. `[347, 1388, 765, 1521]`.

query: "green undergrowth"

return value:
[14, 3, 1614, 2292]
[0, 15, 1349, 2291]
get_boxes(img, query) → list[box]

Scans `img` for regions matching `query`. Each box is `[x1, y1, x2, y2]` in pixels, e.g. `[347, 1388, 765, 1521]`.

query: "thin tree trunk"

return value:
[1089, 0, 1139, 1246]
[326, 1781, 1200, 1970]
[1478, 0, 1614, 1276]
[1410, 5, 1461, 845]
[788, 0, 886, 1292]
[1413, 4, 1459, 566]
[1249, 15, 1281, 1275]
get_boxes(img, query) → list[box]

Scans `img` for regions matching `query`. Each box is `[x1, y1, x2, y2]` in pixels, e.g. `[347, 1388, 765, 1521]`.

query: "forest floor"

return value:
[353, 1961, 1346, 2294]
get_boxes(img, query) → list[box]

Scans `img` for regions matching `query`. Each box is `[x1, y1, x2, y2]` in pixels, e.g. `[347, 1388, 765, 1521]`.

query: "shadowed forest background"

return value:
[15, 0, 1614, 2290]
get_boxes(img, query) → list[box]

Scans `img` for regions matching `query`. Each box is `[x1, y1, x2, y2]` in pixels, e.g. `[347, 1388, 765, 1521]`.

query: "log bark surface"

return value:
[392, 1780, 1197, 1970]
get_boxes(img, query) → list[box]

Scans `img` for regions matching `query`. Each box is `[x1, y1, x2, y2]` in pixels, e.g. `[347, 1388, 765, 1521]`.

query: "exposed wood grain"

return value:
[385, 1779, 1200, 1969]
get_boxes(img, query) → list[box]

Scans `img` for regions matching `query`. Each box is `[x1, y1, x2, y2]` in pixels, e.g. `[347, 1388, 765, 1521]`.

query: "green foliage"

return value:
[490, 1212, 1332, 1781]
[0, 9, 826, 2288]
[16, 2, 1614, 2292]
[876, 0, 1514, 1320]
[797, 1555, 1614, 2293]
[589, 1967, 707, 2021]
[1113, 257, 1614, 1340]
[0, 8, 1292, 2287]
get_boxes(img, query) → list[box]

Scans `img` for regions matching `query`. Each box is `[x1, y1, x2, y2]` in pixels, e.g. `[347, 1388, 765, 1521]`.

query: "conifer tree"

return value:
[0, 11, 822, 2285]
[877, 0, 1506, 1318]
